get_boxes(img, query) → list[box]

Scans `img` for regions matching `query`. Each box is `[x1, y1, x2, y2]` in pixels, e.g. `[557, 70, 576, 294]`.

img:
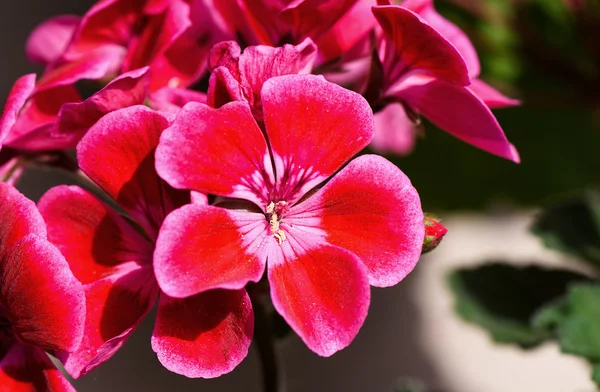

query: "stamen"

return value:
[267, 201, 288, 244]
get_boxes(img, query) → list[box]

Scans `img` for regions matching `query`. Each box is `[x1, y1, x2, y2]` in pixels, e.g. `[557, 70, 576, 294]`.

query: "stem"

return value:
[249, 288, 280, 392]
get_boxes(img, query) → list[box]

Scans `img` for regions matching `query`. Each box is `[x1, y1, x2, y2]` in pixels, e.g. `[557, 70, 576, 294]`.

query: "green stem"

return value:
[249, 288, 280, 392]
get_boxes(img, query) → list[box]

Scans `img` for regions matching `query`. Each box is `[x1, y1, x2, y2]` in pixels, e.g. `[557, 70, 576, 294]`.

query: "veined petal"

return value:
[372, 102, 417, 155]
[268, 239, 370, 357]
[155, 101, 273, 206]
[0, 343, 75, 392]
[0, 74, 36, 149]
[468, 79, 521, 109]
[60, 266, 159, 378]
[287, 155, 424, 287]
[261, 74, 373, 204]
[373, 5, 470, 87]
[402, 79, 520, 162]
[77, 105, 187, 235]
[52, 67, 150, 146]
[402, 0, 481, 77]
[38, 185, 153, 284]
[154, 204, 270, 298]
[239, 39, 317, 111]
[152, 290, 253, 378]
[1, 235, 85, 352]
[0, 183, 46, 261]
[26, 15, 81, 66]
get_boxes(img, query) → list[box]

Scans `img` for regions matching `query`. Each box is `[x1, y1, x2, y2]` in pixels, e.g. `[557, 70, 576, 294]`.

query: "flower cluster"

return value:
[0, 0, 516, 388]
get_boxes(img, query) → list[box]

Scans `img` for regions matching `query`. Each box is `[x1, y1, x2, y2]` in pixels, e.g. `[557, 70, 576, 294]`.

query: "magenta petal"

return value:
[288, 155, 424, 287]
[148, 87, 207, 114]
[0, 344, 75, 392]
[52, 67, 150, 146]
[61, 267, 159, 378]
[154, 204, 269, 298]
[38, 185, 153, 285]
[261, 74, 373, 203]
[207, 67, 245, 108]
[268, 242, 370, 356]
[402, 0, 481, 77]
[238, 39, 317, 108]
[469, 79, 521, 109]
[1, 234, 85, 352]
[373, 5, 470, 87]
[152, 290, 253, 378]
[402, 79, 520, 162]
[26, 15, 81, 66]
[0, 74, 36, 149]
[372, 102, 417, 155]
[155, 101, 272, 204]
[0, 183, 46, 260]
[280, 0, 357, 42]
[76, 105, 182, 229]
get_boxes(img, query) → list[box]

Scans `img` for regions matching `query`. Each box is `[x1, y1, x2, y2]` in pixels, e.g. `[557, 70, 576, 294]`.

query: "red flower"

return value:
[38, 106, 253, 378]
[369, 3, 519, 162]
[155, 74, 424, 356]
[0, 183, 85, 391]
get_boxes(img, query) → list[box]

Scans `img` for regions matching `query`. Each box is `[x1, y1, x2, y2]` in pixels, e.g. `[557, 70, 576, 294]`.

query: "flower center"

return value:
[266, 201, 288, 244]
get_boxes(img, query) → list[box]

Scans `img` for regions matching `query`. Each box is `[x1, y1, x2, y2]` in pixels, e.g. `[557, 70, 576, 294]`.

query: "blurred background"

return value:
[2, 0, 599, 391]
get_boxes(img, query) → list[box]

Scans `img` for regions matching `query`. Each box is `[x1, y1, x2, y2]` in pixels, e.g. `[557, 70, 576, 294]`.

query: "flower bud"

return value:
[422, 213, 448, 254]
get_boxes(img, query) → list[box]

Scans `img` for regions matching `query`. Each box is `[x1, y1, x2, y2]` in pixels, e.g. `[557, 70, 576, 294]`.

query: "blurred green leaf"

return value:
[531, 191, 600, 268]
[448, 263, 590, 347]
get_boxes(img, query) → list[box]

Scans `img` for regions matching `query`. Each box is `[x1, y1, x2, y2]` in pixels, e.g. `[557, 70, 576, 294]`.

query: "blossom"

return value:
[0, 183, 85, 391]
[38, 105, 252, 378]
[154, 74, 424, 356]
[28, 0, 230, 92]
[368, 3, 519, 162]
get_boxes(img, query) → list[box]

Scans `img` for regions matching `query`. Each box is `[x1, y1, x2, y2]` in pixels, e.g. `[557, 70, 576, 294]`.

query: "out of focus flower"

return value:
[38, 106, 252, 378]
[0, 183, 85, 391]
[154, 74, 424, 356]
[367, 2, 519, 162]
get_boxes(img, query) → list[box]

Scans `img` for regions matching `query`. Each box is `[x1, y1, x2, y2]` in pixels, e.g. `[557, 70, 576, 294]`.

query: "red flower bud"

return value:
[422, 213, 448, 254]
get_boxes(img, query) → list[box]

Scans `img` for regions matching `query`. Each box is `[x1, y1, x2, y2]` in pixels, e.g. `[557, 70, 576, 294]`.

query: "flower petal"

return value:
[0, 183, 46, 260]
[154, 204, 270, 298]
[268, 240, 370, 356]
[373, 5, 470, 87]
[52, 67, 150, 146]
[1, 234, 85, 352]
[280, 0, 357, 42]
[468, 79, 521, 109]
[26, 15, 81, 66]
[287, 154, 424, 287]
[402, 78, 520, 162]
[372, 102, 417, 155]
[155, 101, 273, 206]
[261, 74, 373, 203]
[38, 185, 153, 285]
[402, 0, 481, 77]
[77, 105, 186, 234]
[152, 290, 253, 378]
[238, 39, 317, 111]
[60, 266, 159, 378]
[0, 343, 75, 392]
[0, 74, 36, 149]
[148, 87, 207, 114]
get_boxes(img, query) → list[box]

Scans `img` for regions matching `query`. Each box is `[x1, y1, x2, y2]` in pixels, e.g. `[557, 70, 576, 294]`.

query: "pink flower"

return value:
[0, 183, 85, 391]
[207, 39, 317, 118]
[154, 74, 424, 356]
[38, 105, 253, 378]
[369, 3, 519, 162]
[29, 0, 230, 92]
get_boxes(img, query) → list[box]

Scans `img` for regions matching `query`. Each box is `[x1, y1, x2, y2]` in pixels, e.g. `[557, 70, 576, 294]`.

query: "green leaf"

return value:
[448, 263, 590, 347]
[531, 191, 600, 268]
